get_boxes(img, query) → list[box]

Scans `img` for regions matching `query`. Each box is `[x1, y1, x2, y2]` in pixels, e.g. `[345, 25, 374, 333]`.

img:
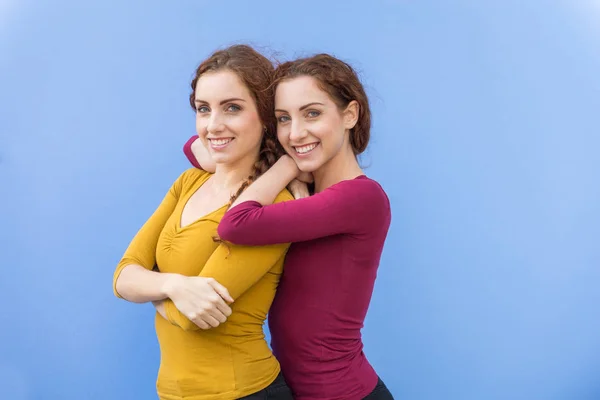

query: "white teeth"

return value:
[295, 143, 318, 154]
[210, 138, 233, 146]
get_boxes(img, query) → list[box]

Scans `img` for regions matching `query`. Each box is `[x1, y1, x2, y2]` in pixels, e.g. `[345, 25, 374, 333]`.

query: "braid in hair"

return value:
[212, 132, 283, 248]
[226, 132, 283, 208]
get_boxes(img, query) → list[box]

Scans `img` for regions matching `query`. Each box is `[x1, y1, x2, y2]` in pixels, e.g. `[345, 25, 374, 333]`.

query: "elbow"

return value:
[217, 219, 249, 245]
[217, 208, 258, 244]
[113, 279, 138, 303]
[113, 278, 124, 299]
[217, 208, 264, 246]
[113, 270, 128, 300]
[217, 219, 237, 243]
[113, 266, 142, 303]
[179, 320, 200, 332]
[163, 302, 200, 332]
[183, 136, 201, 169]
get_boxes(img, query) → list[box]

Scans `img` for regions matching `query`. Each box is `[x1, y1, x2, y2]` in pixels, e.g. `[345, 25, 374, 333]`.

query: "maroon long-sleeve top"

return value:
[184, 137, 392, 400]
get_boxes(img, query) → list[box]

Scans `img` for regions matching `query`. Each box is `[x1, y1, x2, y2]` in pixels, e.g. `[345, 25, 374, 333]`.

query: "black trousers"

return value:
[238, 373, 294, 400]
[239, 373, 392, 400]
[363, 377, 394, 400]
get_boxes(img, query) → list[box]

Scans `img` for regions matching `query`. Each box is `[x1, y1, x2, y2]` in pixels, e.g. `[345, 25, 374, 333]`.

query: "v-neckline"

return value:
[177, 175, 229, 231]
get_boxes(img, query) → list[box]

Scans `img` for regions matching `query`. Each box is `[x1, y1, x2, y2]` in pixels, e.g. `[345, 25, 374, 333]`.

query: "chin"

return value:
[210, 154, 234, 164]
[295, 158, 322, 173]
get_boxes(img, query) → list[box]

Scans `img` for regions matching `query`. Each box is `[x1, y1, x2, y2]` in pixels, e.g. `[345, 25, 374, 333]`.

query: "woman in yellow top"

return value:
[113, 45, 296, 400]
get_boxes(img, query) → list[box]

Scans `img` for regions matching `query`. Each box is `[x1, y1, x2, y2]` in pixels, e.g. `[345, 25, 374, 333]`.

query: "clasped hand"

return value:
[159, 275, 234, 330]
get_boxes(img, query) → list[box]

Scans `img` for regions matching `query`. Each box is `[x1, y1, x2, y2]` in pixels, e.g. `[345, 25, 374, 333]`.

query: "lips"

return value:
[293, 142, 319, 155]
[208, 138, 234, 149]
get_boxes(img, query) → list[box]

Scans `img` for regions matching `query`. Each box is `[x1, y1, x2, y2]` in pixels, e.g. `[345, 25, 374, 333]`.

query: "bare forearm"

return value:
[115, 264, 178, 303]
[230, 156, 298, 208]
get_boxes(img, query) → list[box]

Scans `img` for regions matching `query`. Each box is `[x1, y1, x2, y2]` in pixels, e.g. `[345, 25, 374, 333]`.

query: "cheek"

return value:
[276, 126, 289, 148]
[236, 113, 260, 133]
[312, 119, 338, 143]
[195, 115, 207, 135]
[312, 118, 346, 155]
[235, 115, 263, 147]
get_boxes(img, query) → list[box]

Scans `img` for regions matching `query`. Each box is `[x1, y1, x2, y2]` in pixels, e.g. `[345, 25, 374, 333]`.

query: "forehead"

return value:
[275, 76, 331, 108]
[194, 70, 252, 102]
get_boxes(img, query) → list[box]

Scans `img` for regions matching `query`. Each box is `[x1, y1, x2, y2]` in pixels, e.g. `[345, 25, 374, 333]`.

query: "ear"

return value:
[343, 100, 359, 130]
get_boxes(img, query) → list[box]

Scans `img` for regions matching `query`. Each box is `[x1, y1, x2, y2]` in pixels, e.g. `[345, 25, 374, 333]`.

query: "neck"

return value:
[313, 142, 364, 193]
[212, 153, 258, 194]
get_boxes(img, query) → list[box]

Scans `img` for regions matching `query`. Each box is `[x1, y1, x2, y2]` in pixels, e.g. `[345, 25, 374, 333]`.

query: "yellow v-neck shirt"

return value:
[113, 168, 293, 400]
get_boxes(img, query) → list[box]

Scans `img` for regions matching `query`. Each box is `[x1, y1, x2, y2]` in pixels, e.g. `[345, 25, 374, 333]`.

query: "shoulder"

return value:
[334, 176, 390, 208]
[334, 176, 391, 227]
[274, 188, 294, 204]
[177, 168, 211, 187]
[170, 168, 211, 196]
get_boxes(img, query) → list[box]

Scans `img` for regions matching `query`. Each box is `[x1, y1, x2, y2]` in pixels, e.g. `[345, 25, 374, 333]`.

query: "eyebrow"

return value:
[194, 97, 246, 105]
[275, 102, 325, 113]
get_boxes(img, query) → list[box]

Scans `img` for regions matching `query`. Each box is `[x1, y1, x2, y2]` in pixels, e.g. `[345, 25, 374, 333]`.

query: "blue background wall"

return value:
[1, 1, 599, 399]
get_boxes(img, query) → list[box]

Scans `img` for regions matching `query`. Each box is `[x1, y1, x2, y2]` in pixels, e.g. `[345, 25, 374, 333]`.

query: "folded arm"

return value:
[160, 189, 294, 331]
[161, 238, 290, 331]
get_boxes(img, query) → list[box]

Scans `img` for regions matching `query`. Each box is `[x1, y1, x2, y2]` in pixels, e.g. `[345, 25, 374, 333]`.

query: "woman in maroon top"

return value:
[185, 54, 393, 400]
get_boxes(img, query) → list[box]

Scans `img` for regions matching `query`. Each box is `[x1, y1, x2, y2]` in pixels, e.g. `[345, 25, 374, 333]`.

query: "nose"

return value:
[289, 119, 308, 142]
[207, 112, 225, 134]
